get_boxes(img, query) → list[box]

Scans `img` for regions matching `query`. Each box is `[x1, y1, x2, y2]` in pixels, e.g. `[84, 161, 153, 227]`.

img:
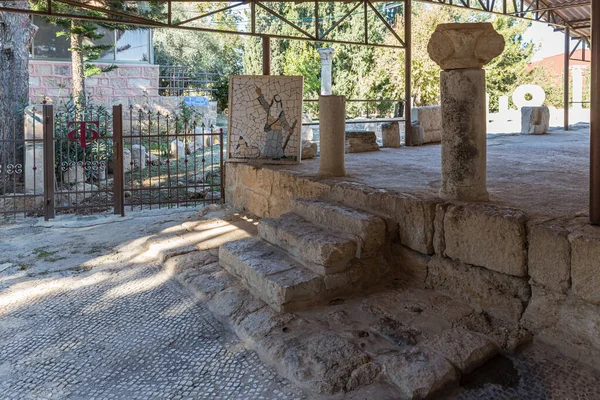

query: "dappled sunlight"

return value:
[0, 271, 111, 317]
[101, 268, 173, 301]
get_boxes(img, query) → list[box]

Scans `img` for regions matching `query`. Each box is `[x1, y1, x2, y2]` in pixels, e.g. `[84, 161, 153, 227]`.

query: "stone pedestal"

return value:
[319, 95, 346, 177]
[521, 106, 550, 134]
[440, 69, 488, 201]
[428, 23, 505, 202]
[382, 122, 400, 148]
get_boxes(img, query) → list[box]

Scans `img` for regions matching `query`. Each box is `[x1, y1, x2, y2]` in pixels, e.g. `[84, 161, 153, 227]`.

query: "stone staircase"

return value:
[219, 198, 390, 312]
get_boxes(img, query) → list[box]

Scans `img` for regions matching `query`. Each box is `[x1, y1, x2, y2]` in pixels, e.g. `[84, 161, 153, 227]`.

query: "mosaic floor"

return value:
[0, 262, 306, 400]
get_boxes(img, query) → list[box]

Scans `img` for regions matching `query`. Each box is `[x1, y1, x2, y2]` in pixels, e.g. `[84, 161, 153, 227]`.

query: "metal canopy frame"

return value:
[0, 1, 590, 44]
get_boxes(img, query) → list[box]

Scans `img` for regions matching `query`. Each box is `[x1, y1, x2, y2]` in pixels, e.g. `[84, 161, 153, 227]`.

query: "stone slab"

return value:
[443, 203, 528, 277]
[345, 131, 380, 153]
[422, 328, 498, 373]
[219, 238, 324, 312]
[569, 224, 600, 304]
[258, 213, 358, 275]
[384, 347, 458, 399]
[427, 256, 530, 323]
[293, 198, 386, 256]
[528, 221, 571, 293]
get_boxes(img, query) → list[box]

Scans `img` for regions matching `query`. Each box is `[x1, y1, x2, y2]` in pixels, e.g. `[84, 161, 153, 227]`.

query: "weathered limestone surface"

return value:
[410, 123, 425, 146]
[395, 195, 439, 255]
[293, 198, 386, 255]
[569, 224, 600, 304]
[219, 238, 324, 312]
[131, 144, 147, 170]
[521, 106, 550, 135]
[439, 69, 488, 201]
[345, 131, 380, 153]
[260, 332, 370, 395]
[301, 139, 317, 159]
[411, 106, 442, 144]
[382, 122, 400, 148]
[528, 221, 571, 293]
[427, 256, 530, 323]
[384, 347, 458, 399]
[522, 283, 600, 369]
[319, 95, 346, 177]
[391, 244, 428, 287]
[428, 23, 505, 70]
[443, 204, 528, 277]
[258, 213, 358, 275]
[422, 328, 498, 373]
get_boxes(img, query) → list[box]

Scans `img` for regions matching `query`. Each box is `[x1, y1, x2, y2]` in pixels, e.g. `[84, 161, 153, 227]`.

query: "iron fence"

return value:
[1, 104, 224, 220]
[158, 66, 219, 97]
[0, 108, 45, 218]
[121, 105, 224, 212]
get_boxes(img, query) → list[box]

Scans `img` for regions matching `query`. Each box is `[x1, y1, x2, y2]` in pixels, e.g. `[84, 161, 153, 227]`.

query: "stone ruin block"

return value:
[345, 131, 379, 153]
[382, 122, 400, 148]
[443, 203, 528, 277]
[521, 106, 550, 134]
[411, 106, 442, 143]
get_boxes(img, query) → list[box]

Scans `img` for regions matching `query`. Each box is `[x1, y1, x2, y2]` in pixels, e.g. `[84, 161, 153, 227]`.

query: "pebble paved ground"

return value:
[0, 262, 308, 400]
[0, 210, 307, 400]
[2, 209, 600, 400]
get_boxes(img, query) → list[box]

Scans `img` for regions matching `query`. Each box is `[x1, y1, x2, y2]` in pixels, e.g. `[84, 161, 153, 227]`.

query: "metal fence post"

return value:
[42, 104, 55, 221]
[113, 104, 125, 216]
[219, 128, 225, 203]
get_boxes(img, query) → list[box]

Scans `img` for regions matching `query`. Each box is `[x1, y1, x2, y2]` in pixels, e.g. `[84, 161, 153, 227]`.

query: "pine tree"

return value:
[30, 1, 164, 107]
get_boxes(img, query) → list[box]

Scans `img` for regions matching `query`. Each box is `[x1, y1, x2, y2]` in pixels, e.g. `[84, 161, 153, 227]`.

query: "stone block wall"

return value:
[29, 60, 160, 107]
[225, 161, 600, 369]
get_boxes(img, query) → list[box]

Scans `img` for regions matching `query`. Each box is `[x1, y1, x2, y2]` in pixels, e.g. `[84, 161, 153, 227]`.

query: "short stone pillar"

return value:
[319, 95, 346, 177]
[521, 106, 550, 134]
[382, 122, 400, 148]
[317, 48, 335, 96]
[428, 23, 505, 201]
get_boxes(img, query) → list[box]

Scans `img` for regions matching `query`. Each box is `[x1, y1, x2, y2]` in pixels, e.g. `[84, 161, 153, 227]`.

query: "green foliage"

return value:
[153, 2, 243, 111]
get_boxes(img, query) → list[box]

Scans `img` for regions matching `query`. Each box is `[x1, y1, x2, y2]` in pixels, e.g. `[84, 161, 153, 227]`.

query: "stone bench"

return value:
[345, 131, 379, 153]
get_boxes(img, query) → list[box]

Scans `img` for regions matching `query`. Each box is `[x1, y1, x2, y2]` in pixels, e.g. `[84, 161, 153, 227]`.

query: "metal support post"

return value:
[42, 105, 55, 221]
[591, 4, 600, 224]
[262, 36, 271, 76]
[404, 0, 412, 146]
[112, 105, 125, 216]
[564, 28, 570, 131]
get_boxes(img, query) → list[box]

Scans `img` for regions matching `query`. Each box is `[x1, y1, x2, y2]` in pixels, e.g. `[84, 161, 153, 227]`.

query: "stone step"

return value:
[219, 238, 325, 312]
[258, 213, 358, 275]
[293, 198, 386, 256]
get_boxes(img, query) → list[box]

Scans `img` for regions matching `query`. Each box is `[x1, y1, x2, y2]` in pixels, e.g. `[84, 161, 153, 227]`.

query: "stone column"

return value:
[318, 95, 346, 177]
[317, 48, 335, 96]
[428, 23, 505, 201]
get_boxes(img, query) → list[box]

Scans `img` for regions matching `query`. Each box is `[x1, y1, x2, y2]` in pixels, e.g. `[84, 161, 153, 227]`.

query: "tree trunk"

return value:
[0, 1, 33, 191]
[71, 19, 86, 109]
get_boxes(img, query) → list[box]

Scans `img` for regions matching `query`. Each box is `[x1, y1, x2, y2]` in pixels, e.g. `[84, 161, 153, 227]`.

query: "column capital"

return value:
[317, 48, 335, 62]
[428, 22, 505, 70]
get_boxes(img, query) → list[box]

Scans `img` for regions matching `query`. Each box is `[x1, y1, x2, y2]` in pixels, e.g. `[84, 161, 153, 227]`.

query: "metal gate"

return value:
[0, 104, 224, 220]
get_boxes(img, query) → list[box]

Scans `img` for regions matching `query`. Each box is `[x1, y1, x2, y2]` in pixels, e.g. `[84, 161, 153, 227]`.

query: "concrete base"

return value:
[440, 69, 488, 201]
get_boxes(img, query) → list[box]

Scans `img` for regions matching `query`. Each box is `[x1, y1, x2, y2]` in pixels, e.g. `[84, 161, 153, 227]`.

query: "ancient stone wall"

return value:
[226, 161, 600, 369]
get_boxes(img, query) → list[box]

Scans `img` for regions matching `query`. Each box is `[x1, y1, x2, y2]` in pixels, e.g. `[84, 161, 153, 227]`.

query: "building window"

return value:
[31, 16, 152, 63]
